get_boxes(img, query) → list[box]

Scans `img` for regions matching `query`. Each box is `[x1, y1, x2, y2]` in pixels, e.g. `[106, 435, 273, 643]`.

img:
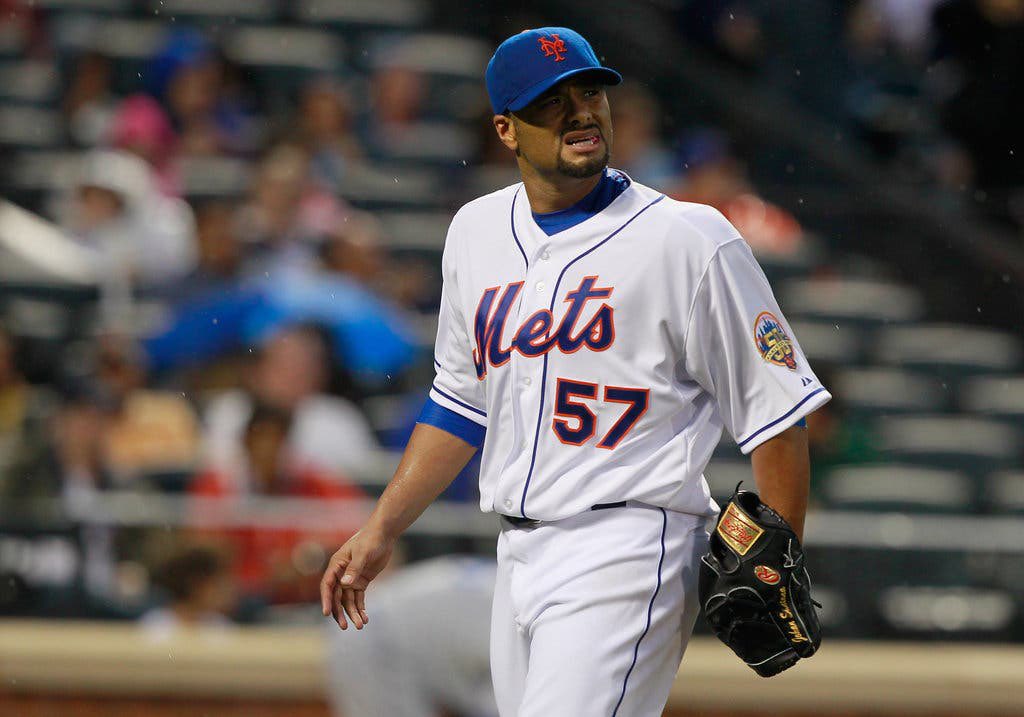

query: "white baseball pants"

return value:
[490, 502, 710, 716]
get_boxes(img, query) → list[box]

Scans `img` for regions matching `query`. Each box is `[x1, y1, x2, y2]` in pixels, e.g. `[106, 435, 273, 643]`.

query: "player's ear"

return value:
[493, 113, 519, 154]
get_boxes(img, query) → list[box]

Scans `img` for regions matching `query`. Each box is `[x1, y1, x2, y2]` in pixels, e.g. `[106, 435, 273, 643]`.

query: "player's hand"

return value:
[320, 527, 395, 631]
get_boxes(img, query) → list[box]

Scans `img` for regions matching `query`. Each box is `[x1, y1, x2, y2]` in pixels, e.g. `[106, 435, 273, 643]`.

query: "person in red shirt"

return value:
[191, 404, 366, 604]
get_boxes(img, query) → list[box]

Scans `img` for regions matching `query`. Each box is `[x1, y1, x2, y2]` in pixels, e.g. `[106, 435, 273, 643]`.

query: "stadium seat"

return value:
[367, 33, 492, 79]
[0, 62, 59, 105]
[873, 415, 1020, 478]
[875, 323, 1022, 379]
[984, 471, 1024, 515]
[340, 164, 444, 211]
[0, 107, 63, 149]
[376, 211, 453, 250]
[224, 27, 343, 72]
[877, 586, 1017, 641]
[294, 0, 427, 30]
[821, 464, 975, 513]
[367, 121, 477, 166]
[143, 0, 277, 24]
[179, 157, 253, 200]
[5, 151, 79, 205]
[29, 0, 130, 12]
[788, 319, 864, 365]
[52, 17, 166, 60]
[960, 375, 1024, 423]
[780, 276, 925, 327]
[833, 367, 949, 418]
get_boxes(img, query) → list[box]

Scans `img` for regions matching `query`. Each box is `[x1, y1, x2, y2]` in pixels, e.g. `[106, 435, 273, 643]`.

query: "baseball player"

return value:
[322, 26, 831, 716]
[324, 556, 498, 717]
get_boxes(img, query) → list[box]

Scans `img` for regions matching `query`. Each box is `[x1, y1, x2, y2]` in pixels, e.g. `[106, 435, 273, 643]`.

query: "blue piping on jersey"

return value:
[737, 387, 827, 450]
[431, 382, 487, 419]
[612, 507, 667, 717]
[510, 186, 530, 269]
[518, 193, 667, 519]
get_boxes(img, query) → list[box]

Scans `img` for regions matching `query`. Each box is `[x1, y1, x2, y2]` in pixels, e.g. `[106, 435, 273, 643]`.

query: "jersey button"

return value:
[535, 281, 546, 292]
[541, 250, 551, 261]
[523, 377, 532, 386]
[503, 498, 513, 510]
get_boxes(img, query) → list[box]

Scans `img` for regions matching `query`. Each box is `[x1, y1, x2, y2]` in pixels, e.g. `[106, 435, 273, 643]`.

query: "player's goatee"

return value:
[557, 145, 610, 178]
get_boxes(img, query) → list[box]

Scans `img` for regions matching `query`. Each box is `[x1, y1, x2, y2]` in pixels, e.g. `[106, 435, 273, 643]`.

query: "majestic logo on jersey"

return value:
[472, 276, 615, 379]
[537, 34, 567, 62]
[754, 311, 797, 371]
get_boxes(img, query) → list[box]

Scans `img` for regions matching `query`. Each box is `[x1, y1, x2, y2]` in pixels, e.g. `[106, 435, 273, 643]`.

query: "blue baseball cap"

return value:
[485, 27, 622, 115]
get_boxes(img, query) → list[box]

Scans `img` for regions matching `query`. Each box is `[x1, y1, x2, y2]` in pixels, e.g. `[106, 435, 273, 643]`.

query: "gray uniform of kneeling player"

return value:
[325, 556, 498, 717]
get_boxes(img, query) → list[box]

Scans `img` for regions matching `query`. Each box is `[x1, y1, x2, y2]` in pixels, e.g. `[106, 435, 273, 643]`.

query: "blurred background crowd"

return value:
[0, 0, 1023, 648]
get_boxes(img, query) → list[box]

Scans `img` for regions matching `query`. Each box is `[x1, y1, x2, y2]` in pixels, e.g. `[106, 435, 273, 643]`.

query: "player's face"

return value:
[501, 77, 612, 180]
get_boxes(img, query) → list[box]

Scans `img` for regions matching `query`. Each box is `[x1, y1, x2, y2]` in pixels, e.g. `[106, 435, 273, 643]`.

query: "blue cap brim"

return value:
[506, 66, 622, 113]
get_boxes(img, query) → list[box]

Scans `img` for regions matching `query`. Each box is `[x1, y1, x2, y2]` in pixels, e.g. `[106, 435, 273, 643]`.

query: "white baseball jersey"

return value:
[429, 173, 830, 521]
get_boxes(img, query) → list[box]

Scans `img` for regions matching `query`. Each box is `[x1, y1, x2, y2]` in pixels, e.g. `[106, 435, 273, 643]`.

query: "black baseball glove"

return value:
[698, 486, 821, 677]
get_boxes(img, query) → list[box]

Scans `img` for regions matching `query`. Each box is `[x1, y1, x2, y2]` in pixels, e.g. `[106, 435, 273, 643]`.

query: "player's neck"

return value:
[519, 166, 603, 214]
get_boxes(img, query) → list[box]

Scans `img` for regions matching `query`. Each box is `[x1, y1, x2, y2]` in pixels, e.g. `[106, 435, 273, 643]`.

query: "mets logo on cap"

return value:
[538, 33, 567, 61]
[754, 311, 797, 370]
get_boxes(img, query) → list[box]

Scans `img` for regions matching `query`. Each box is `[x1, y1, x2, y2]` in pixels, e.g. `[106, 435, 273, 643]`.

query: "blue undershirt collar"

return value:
[531, 169, 631, 236]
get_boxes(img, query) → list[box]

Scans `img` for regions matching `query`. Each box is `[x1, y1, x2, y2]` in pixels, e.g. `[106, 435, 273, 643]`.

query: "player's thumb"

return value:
[340, 552, 366, 586]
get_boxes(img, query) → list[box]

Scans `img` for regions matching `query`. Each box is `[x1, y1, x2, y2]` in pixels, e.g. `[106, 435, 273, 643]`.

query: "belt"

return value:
[500, 501, 628, 526]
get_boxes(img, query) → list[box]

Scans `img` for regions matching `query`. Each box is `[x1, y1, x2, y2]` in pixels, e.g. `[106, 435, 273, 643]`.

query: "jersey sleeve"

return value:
[427, 225, 488, 428]
[683, 237, 831, 454]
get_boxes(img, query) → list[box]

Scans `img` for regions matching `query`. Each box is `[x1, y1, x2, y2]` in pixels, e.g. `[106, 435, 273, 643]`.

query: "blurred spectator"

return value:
[669, 129, 804, 255]
[109, 95, 182, 197]
[320, 211, 437, 312]
[57, 335, 200, 497]
[145, 29, 257, 157]
[856, 0, 946, 59]
[175, 200, 244, 302]
[201, 324, 379, 483]
[62, 51, 118, 148]
[95, 335, 200, 483]
[294, 79, 364, 193]
[191, 404, 365, 603]
[58, 149, 197, 316]
[364, 61, 432, 159]
[676, 0, 764, 72]
[236, 143, 348, 273]
[141, 242, 422, 386]
[610, 84, 675, 189]
[932, 0, 1024, 224]
[0, 325, 60, 513]
[371, 64, 427, 129]
[139, 542, 236, 640]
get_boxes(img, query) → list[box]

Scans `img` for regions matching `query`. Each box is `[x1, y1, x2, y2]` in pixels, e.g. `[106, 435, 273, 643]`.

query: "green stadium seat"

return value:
[874, 415, 1020, 478]
[821, 464, 975, 513]
[960, 375, 1024, 423]
[875, 324, 1022, 379]
[294, 0, 427, 31]
[788, 319, 864, 366]
[0, 62, 60, 105]
[833, 367, 949, 418]
[143, 0, 277, 24]
[0, 107, 63, 149]
[781, 276, 925, 328]
[984, 471, 1024, 515]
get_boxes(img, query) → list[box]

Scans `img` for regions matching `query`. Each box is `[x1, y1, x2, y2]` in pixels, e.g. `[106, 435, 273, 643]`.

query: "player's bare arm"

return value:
[320, 423, 478, 630]
[749, 424, 810, 540]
